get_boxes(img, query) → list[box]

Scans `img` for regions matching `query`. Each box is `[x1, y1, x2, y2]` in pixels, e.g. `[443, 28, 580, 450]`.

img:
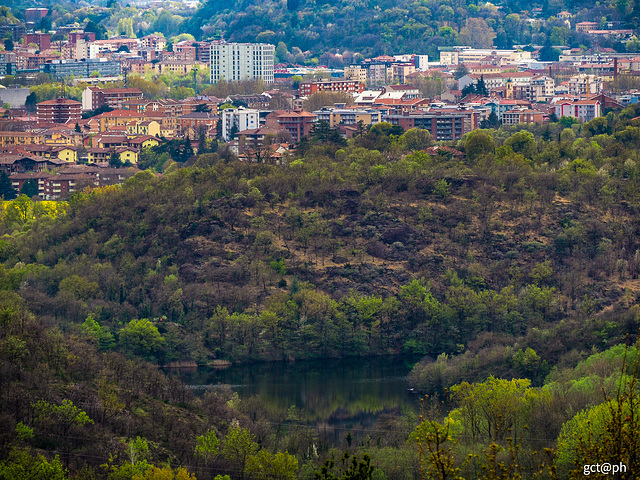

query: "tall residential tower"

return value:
[210, 43, 275, 84]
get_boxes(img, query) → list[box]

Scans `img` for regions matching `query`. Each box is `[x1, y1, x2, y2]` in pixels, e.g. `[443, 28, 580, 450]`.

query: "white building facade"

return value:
[221, 108, 260, 141]
[210, 43, 275, 84]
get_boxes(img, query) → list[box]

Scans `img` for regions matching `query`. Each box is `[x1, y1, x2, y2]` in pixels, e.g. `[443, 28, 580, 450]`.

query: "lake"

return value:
[169, 356, 422, 441]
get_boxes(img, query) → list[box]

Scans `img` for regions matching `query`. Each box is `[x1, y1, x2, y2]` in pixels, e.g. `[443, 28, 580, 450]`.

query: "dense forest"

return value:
[188, 0, 640, 60]
[3, 105, 640, 477]
[4, 0, 640, 62]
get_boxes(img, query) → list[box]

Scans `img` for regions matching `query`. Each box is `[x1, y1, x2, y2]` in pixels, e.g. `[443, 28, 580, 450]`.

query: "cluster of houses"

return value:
[3, 8, 640, 198]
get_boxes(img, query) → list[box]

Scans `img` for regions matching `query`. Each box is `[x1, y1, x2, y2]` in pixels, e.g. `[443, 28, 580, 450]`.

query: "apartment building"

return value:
[23, 33, 51, 51]
[264, 110, 317, 143]
[94, 109, 144, 132]
[386, 109, 478, 141]
[82, 87, 144, 111]
[313, 106, 382, 127]
[366, 64, 393, 85]
[501, 109, 545, 125]
[37, 98, 82, 124]
[344, 66, 368, 83]
[391, 63, 416, 84]
[567, 75, 604, 96]
[299, 80, 365, 96]
[440, 49, 532, 65]
[221, 108, 260, 140]
[554, 99, 601, 122]
[40, 58, 122, 78]
[210, 43, 275, 84]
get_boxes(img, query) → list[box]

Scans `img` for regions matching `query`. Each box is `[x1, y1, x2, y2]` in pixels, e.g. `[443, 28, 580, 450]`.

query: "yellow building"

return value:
[0, 132, 45, 147]
[146, 116, 176, 137]
[116, 147, 139, 164]
[52, 146, 77, 163]
[128, 136, 161, 150]
[126, 120, 161, 137]
[344, 66, 368, 83]
[97, 110, 144, 132]
[153, 61, 207, 75]
[468, 65, 504, 75]
[314, 107, 383, 127]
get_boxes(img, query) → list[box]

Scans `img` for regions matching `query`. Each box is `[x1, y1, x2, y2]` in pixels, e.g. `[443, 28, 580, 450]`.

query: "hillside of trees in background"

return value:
[5, 0, 640, 63]
[188, 0, 640, 60]
[3, 105, 640, 477]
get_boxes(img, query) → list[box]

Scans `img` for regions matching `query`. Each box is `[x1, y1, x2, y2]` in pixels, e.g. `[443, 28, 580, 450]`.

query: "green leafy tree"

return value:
[400, 128, 433, 151]
[222, 425, 259, 480]
[0, 450, 67, 480]
[245, 450, 298, 480]
[448, 376, 540, 443]
[194, 429, 220, 468]
[118, 318, 165, 359]
[434, 179, 451, 200]
[464, 130, 495, 164]
[414, 407, 460, 480]
[504, 131, 537, 159]
[32, 399, 94, 468]
[4, 194, 33, 226]
[79, 314, 115, 350]
[556, 343, 640, 478]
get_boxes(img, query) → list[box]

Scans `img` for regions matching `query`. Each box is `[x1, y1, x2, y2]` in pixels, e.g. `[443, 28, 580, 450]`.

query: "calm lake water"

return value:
[169, 356, 422, 436]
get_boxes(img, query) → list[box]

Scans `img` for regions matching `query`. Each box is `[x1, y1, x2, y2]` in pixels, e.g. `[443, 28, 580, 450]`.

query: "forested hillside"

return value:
[3, 111, 640, 370]
[189, 0, 639, 59]
[3, 106, 640, 477]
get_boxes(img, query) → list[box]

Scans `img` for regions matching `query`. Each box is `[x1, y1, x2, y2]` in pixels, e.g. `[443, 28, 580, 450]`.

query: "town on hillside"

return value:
[1, 6, 639, 199]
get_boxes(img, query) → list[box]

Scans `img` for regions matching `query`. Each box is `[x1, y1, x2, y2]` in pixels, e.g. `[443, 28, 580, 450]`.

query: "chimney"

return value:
[614, 57, 618, 80]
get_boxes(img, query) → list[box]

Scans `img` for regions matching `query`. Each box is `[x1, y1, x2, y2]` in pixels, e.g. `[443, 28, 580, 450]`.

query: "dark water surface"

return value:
[169, 356, 422, 433]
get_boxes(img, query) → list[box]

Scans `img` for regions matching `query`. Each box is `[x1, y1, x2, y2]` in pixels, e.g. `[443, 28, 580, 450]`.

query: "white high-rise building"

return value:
[221, 107, 260, 140]
[210, 43, 275, 84]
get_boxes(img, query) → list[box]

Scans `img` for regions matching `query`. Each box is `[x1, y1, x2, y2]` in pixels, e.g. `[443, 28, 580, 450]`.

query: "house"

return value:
[86, 147, 112, 163]
[127, 135, 162, 150]
[92, 134, 128, 149]
[116, 146, 139, 164]
[575, 22, 598, 33]
[0, 153, 64, 174]
[51, 145, 77, 163]
[126, 120, 161, 137]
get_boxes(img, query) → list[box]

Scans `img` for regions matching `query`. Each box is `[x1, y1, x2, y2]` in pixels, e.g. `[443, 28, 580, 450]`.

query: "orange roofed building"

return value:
[93, 109, 144, 132]
[299, 80, 365, 97]
[265, 110, 317, 143]
[36, 98, 82, 124]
